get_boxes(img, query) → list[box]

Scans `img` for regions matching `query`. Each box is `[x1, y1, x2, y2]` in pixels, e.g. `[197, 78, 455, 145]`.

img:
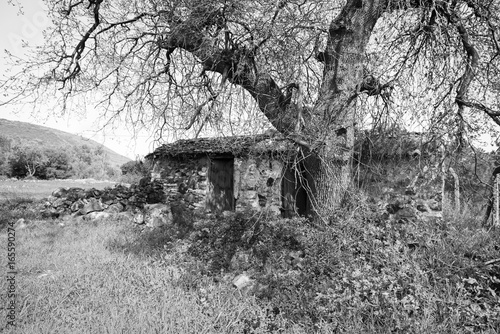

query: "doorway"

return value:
[207, 158, 235, 212]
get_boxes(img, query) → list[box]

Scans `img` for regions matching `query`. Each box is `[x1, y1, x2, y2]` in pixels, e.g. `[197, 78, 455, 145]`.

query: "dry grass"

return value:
[0, 217, 281, 333]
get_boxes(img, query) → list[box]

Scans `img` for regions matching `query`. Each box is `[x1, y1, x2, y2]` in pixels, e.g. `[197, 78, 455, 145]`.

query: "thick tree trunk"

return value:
[303, 108, 356, 218]
[299, 0, 382, 218]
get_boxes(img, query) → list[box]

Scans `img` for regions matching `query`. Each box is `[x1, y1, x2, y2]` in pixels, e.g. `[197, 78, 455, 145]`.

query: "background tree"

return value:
[9, 144, 47, 178]
[0, 136, 12, 177]
[3, 0, 500, 218]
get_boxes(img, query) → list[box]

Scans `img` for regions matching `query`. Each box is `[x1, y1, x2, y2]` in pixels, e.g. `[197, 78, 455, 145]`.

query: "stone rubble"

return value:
[42, 178, 171, 227]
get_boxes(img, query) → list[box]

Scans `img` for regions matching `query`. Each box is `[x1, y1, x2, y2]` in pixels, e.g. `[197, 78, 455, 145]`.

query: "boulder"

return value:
[144, 203, 172, 228]
[86, 212, 111, 220]
[51, 198, 68, 209]
[70, 199, 85, 213]
[52, 187, 69, 198]
[133, 212, 145, 225]
[105, 203, 125, 213]
[232, 273, 254, 290]
[80, 198, 105, 215]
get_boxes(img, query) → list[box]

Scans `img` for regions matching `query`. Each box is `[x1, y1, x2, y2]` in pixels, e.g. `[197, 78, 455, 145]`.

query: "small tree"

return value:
[9, 145, 48, 178]
[40, 148, 73, 179]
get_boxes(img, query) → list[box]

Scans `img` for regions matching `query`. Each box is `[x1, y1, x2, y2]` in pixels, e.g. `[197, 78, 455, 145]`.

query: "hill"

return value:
[0, 118, 131, 168]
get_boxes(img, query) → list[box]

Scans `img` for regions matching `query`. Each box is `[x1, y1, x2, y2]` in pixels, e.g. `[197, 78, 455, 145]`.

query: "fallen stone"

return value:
[134, 212, 145, 224]
[70, 199, 85, 213]
[80, 198, 105, 215]
[86, 212, 111, 220]
[14, 218, 27, 229]
[52, 198, 68, 209]
[232, 273, 253, 290]
[105, 202, 125, 213]
[428, 200, 441, 211]
[144, 203, 172, 228]
[52, 187, 69, 198]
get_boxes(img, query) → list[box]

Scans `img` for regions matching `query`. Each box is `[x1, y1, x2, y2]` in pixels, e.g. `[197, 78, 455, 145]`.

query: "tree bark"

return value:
[482, 166, 500, 226]
[299, 0, 383, 217]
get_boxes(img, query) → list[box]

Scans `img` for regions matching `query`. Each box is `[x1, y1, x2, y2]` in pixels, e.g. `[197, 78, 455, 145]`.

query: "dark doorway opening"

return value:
[207, 157, 235, 213]
[281, 162, 309, 217]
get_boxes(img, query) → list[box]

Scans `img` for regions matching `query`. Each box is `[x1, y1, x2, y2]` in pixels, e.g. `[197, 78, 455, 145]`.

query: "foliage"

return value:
[0, 139, 120, 180]
[120, 159, 152, 184]
[168, 208, 500, 332]
[70, 144, 117, 180]
[0, 135, 11, 176]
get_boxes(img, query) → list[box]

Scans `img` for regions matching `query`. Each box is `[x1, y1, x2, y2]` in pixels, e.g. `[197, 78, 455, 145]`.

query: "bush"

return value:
[120, 160, 152, 184]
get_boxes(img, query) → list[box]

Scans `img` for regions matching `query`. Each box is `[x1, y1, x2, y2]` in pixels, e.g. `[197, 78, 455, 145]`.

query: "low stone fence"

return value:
[42, 178, 173, 227]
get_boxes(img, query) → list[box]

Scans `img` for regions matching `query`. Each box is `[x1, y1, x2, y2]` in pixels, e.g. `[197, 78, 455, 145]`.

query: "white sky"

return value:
[0, 0, 157, 159]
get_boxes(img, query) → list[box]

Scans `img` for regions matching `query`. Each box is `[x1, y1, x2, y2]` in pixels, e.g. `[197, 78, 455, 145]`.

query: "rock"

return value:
[105, 203, 125, 213]
[133, 212, 145, 224]
[65, 188, 85, 201]
[52, 187, 69, 198]
[428, 200, 441, 211]
[70, 199, 85, 213]
[144, 203, 172, 228]
[87, 212, 111, 220]
[80, 198, 105, 215]
[232, 273, 254, 290]
[416, 204, 428, 212]
[14, 218, 26, 229]
[52, 198, 68, 209]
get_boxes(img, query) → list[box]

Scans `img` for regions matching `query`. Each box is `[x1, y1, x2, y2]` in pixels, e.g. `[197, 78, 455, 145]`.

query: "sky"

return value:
[0, 0, 157, 159]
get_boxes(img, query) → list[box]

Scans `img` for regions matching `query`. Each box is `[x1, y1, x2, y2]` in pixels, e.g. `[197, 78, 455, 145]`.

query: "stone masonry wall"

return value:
[152, 154, 285, 216]
[234, 156, 284, 215]
[152, 157, 209, 213]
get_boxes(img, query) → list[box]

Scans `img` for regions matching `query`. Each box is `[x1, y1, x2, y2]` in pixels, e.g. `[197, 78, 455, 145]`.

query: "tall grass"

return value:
[0, 217, 281, 333]
[1, 193, 499, 333]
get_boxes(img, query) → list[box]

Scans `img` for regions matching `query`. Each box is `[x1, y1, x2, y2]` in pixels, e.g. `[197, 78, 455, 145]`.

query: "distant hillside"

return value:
[0, 118, 131, 168]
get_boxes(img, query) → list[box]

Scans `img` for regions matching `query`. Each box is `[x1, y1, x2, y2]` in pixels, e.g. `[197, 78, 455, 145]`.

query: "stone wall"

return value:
[153, 156, 209, 213]
[152, 154, 286, 216]
[234, 156, 284, 215]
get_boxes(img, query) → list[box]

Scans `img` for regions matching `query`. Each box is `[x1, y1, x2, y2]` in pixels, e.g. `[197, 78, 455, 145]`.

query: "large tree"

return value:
[2, 0, 500, 218]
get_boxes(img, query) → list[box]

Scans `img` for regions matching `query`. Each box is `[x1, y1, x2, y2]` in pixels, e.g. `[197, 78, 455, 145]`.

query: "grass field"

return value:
[0, 179, 118, 202]
[1, 183, 499, 333]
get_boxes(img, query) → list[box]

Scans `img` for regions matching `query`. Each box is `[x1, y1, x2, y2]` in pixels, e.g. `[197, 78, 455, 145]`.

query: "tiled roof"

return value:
[146, 133, 294, 159]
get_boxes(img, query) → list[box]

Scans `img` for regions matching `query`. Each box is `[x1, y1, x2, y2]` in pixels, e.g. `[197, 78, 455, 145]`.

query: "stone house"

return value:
[145, 134, 309, 217]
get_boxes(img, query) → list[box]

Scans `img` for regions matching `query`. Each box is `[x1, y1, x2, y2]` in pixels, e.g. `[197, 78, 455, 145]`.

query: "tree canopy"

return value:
[3, 0, 500, 216]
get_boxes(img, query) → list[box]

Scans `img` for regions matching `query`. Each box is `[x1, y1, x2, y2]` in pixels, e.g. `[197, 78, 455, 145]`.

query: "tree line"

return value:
[0, 135, 120, 180]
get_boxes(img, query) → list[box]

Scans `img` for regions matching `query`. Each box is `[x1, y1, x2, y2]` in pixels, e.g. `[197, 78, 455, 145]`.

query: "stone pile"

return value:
[379, 186, 443, 223]
[42, 178, 170, 226]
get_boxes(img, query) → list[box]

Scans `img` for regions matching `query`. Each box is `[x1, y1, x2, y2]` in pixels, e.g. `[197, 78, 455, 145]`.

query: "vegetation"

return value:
[0, 135, 121, 180]
[0, 189, 499, 333]
[119, 160, 153, 184]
